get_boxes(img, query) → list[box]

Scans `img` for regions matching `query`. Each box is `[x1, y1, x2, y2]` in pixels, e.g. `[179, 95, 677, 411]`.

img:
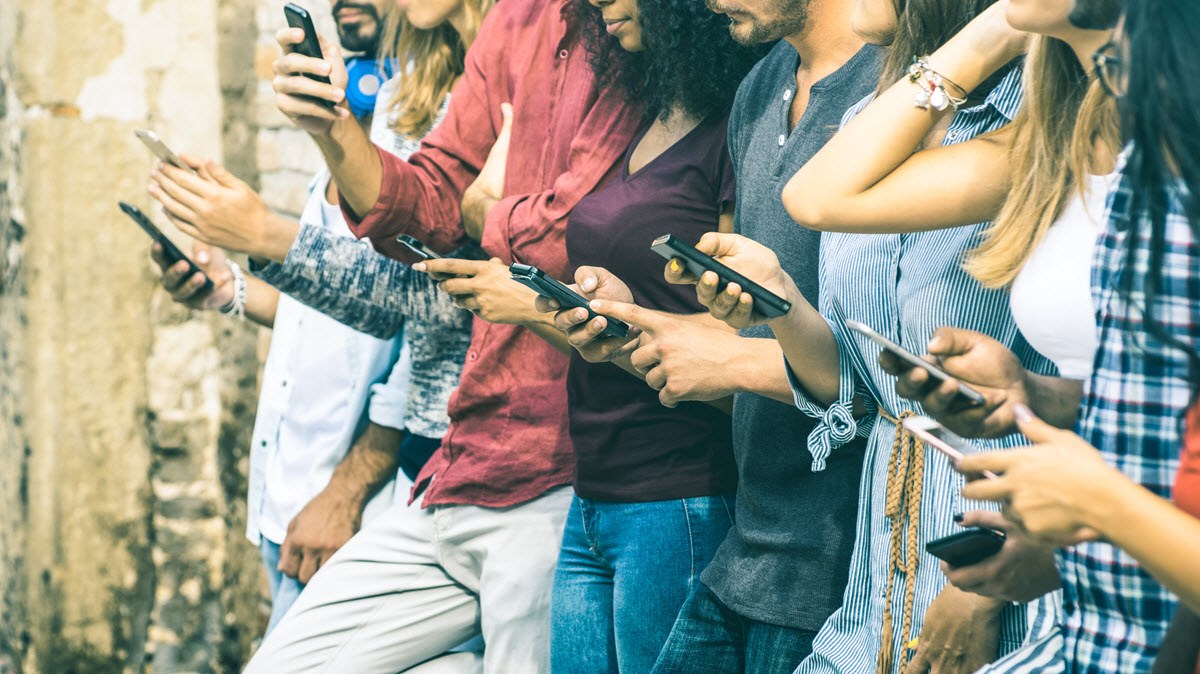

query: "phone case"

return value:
[119, 202, 214, 294]
[925, 527, 1006, 567]
[509, 264, 629, 340]
[284, 3, 331, 85]
[649, 234, 791, 319]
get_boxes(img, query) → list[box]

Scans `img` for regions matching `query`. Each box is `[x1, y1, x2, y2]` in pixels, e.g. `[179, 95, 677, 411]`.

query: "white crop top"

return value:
[1009, 173, 1115, 380]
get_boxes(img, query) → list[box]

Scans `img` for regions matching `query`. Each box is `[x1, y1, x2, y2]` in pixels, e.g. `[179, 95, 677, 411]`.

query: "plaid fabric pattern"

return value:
[1058, 170, 1200, 673]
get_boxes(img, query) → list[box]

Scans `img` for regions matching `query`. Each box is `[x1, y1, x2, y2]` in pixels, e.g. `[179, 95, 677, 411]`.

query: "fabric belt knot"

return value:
[876, 409, 926, 674]
[805, 404, 858, 472]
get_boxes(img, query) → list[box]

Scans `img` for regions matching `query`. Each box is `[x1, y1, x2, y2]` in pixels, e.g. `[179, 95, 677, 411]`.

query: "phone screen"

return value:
[902, 416, 997, 479]
[842, 319, 986, 407]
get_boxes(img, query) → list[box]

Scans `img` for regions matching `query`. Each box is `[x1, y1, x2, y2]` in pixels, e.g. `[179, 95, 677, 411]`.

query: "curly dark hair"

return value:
[575, 0, 770, 122]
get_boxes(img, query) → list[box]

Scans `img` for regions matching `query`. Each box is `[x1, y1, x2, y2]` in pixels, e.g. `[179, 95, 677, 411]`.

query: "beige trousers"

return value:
[243, 486, 572, 674]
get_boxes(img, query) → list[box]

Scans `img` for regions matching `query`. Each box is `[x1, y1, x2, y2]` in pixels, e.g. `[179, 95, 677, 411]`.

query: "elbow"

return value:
[782, 182, 836, 232]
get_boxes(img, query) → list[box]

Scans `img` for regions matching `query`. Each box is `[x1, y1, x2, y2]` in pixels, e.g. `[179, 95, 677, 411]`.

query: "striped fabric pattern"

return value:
[790, 66, 1062, 674]
[991, 163, 1200, 673]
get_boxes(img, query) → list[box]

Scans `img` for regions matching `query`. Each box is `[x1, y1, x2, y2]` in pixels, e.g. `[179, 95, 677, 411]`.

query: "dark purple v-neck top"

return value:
[564, 113, 737, 502]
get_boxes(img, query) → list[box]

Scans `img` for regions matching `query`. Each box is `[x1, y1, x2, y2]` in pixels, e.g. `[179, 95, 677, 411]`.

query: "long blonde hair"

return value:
[377, 0, 494, 138]
[964, 36, 1120, 288]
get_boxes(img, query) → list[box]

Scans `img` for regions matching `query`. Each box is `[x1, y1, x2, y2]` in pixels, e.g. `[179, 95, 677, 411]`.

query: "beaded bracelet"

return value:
[218, 259, 247, 320]
[907, 56, 968, 112]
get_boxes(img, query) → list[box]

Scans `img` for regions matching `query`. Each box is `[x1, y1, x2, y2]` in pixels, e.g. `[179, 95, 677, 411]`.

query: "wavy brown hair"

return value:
[378, 0, 494, 138]
[877, 0, 998, 93]
[965, 37, 1120, 288]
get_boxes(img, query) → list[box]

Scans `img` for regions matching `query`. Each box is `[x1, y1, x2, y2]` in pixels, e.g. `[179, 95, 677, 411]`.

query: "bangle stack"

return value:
[219, 260, 248, 320]
[907, 56, 968, 112]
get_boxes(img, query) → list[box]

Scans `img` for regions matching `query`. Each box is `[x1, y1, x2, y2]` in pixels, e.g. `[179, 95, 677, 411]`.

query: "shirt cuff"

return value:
[341, 148, 407, 240]
[367, 333, 413, 430]
[786, 323, 876, 472]
[479, 195, 520, 263]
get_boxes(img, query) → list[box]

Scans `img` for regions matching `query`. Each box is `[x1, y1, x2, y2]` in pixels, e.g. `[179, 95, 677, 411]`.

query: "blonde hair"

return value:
[377, 0, 494, 138]
[964, 36, 1121, 288]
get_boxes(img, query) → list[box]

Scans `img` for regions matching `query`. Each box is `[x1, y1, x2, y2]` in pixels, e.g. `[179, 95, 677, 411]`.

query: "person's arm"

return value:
[782, 2, 1025, 234]
[151, 242, 280, 328]
[278, 421, 404, 584]
[961, 411, 1200, 614]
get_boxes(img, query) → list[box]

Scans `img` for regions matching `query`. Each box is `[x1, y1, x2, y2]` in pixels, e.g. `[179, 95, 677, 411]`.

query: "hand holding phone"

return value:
[901, 415, 998, 479]
[843, 319, 986, 407]
[510, 263, 630, 340]
[120, 202, 214, 294]
[283, 3, 331, 85]
[135, 130, 197, 175]
[650, 234, 792, 319]
[925, 527, 1006, 567]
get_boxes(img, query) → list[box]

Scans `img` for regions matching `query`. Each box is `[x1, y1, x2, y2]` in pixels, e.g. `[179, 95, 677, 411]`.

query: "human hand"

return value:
[664, 232, 800, 330]
[958, 405, 1114, 547]
[148, 155, 296, 262]
[940, 510, 1061, 603]
[272, 27, 351, 135]
[416, 257, 542, 325]
[935, 1, 1030, 84]
[537, 266, 639, 363]
[880, 327, 1027, 438]
[462, 103, 513, 241]
[590, 299, 748, 407]
[278, 484, 363, 585]
[907, 584, 1004, 674]
[150, 240, 234, 311]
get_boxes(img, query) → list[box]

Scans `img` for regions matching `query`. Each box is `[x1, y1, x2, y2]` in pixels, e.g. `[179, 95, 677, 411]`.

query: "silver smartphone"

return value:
[902, 415, 997, 479]
[134, 129, 196, 174]
[843, 319, 986, 407]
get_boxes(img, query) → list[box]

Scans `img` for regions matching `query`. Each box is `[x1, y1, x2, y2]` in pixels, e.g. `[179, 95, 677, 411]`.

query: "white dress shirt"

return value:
[246, 176, 412, 545]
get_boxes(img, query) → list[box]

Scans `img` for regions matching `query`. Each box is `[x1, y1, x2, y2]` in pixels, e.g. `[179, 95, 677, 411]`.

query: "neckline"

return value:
[623, 115, 711, 181]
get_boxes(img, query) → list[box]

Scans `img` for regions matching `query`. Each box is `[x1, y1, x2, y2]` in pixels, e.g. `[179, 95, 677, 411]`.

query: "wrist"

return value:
[255, 212, 300, 264]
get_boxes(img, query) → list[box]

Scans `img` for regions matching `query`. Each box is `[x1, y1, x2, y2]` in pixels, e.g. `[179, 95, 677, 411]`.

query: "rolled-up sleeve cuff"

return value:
[367, 335, 412, 430]
[341, 149, 407, 240]
[249, 222, 330, 287]
[786, 326, 876, 472]
[479, 195, 520, 263]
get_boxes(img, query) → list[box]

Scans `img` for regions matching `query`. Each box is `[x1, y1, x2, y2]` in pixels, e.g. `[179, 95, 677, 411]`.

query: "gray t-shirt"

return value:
[700, 41, 883, 630]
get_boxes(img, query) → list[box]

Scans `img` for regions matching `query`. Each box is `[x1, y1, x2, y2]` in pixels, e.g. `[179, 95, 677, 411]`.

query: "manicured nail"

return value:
[413, 262, 427, 272]
[669, 259, 682, 274]
[1013, 404, 1034, 424]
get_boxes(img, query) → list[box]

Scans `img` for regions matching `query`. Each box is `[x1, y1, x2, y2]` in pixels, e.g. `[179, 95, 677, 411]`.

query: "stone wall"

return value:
[0, 0, 306, 671]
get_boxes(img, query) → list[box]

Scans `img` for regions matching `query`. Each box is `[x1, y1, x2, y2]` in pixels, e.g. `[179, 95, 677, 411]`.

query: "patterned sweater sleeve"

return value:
[251, 223, 469, 339]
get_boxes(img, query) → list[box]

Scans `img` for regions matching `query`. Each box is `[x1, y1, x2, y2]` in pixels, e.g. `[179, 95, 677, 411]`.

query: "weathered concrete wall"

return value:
[2, 0, 278, 671]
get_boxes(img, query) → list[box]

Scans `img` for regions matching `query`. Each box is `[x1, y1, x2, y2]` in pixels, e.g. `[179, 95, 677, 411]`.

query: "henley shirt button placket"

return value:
[778, 134, 786, 147]
[558, 49, 569, 59]
[468, 351, 479, 362]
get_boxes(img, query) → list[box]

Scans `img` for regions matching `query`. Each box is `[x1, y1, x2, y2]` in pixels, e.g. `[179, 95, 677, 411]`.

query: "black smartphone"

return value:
[925, 527, 1006, 567]
[650, 234, 792, 319]
[397, 234, 444, 261]
[283, 3, 331, 85]
[842, 319, 987, 407]
[509, 263, 630, 340]
[119, 202, 214, 294]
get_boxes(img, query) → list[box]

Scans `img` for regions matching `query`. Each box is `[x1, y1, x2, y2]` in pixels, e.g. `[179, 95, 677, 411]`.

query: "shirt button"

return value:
[783, 89, 793, 101]
[468, 351, 479, 361]
[778, 134, 786, 146]
[260, 440, 267, 447]
[558, 49, 568, 59]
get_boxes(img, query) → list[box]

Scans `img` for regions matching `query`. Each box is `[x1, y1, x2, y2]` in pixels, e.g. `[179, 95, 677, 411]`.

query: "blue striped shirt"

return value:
[983, 156, 1200, 674]
[790, 65, 1061, 674]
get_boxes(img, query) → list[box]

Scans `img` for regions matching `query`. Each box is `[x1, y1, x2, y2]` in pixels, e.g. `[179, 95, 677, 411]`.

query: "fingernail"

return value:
[928, 335, 943, 350]
[590, 300, 602, 310]
[332, 88, 344, 100]
[669, 259, 682, 274]
[413, 262, 426, 271]
[197, 251, 209, 263]
[1013, 403, 1034, 423]
[953, 512, 964, 523]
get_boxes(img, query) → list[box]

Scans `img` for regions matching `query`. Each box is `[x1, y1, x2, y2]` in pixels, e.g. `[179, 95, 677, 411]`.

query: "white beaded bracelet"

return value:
[218, 260, 247, 320]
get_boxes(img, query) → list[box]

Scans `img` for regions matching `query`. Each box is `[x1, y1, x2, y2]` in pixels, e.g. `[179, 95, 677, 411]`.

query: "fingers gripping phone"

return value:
[134, 130, 197, 175]
[649, 234, 792, 319]
[119, 202, 214, 293]
[509, 263, 630, 340]
[925, 527, 1006, 567]
[396, 235, 444, 261]
[284, 3, 332, 85]
[843, 320, 987, 407]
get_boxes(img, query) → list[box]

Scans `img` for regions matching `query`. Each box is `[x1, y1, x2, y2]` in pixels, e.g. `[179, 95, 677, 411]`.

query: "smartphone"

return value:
[925, 527, 1006, 567]
[119, 202, 214, 294]
[509, 263, 630, 340]
[397, 234, 444, 261]
[650, 234, 792, 319]
[843, 320, 987, 407]
[134, 130, 196, 174]
[902, 415, 997, 479]
[283, 3, 331, 85]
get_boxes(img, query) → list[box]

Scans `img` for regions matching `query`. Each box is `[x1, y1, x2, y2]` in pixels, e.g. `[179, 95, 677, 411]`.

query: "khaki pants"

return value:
[244, 486, 572, 674]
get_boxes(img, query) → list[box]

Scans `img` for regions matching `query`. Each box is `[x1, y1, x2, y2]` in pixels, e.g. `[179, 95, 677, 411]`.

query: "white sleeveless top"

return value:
[1009, 173, 1115, 379]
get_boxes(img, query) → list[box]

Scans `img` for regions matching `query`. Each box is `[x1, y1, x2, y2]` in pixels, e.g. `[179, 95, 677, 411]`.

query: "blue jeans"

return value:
[260, 539, 305, 634]
[650, 582, 817, 673]
[551, 494, 735, 674]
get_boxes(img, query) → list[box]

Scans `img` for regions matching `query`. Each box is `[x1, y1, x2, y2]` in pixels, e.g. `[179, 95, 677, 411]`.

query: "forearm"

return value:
[526, 319, 573, 356]
[769, 293, 842, 406]
[315, 117, 383, 220]
[461, 188, 497, 243]
[325, 422, 404, 506]
[242, 275, 280, 328]
[728, 339, 799, 405]
[1024, 373, 1084, 429]
[1095, 478, 1200, 614]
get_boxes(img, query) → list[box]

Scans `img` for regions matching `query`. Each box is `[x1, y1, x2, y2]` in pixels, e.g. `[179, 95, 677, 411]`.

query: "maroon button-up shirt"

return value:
[343, 0, 641, 508]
